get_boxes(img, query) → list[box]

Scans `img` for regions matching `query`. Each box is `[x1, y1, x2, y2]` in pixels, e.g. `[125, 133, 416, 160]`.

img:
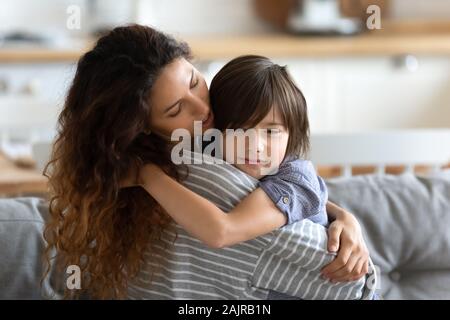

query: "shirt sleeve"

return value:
[259, 160, 328, 225]
[252, 221, 375, 300]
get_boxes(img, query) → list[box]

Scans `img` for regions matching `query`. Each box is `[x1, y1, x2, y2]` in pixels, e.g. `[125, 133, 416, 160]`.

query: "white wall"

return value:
[136, 0, 450, 36]
[0, 0, 84, 34]
[0, 0, 136, 37]
[390, 0, 450, 19]
[135, 0, 272, 36]
[198, 55, 450, 133]
[2, 0, 450, 38]
[1, 0, 449, 139]
[0, 0, 269, 37]
[285, 56, 450, 133]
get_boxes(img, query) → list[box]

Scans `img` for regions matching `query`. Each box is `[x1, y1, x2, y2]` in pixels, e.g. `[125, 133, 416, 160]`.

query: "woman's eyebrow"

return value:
[163, 68, 195, 114]
[189, 68, 194, 85]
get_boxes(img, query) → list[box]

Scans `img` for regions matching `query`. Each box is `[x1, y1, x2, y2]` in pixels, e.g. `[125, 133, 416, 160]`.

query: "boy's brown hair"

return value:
[210, 55, 310, 158]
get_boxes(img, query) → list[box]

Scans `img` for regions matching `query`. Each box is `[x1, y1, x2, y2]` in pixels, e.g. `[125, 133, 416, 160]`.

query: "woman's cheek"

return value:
[168, 115, 190, 132]
[200, 79, 209, 99]
[153, 119, 185, 138]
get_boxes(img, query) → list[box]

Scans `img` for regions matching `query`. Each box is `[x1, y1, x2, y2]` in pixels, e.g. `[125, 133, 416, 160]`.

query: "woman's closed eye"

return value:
[167, 72, 199, 118]
[168, 104, 182, 117]
[190, 76, 199, 89]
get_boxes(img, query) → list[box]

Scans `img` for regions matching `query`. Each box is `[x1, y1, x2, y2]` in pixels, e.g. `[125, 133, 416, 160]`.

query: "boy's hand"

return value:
[321, 211, 369, 282]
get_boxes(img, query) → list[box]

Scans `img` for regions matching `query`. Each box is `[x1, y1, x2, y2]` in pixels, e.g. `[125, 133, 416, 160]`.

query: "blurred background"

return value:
[0, 0, 449, 196]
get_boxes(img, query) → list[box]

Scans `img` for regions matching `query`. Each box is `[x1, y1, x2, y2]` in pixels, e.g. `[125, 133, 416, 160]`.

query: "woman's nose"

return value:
[189, 94, 210, 117]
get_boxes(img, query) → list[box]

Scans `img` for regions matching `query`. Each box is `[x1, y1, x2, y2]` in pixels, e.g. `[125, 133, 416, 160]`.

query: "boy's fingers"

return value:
[327, 255, 360, 282]
[321, 245, 352, 276]
[327, 224, 342, 252]
[351, 258, 368, 281]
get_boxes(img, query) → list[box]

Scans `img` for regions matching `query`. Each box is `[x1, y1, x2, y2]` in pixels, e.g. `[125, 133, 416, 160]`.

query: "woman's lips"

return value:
[202, 112, 214, 129]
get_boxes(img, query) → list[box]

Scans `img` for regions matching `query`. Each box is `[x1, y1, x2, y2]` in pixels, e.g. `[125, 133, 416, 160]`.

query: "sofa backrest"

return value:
[326, 171, 450, 299]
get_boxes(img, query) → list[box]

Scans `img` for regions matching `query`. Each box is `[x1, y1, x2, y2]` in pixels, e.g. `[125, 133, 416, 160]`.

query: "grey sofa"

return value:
[0, 197, 61, 299]
[1, 171, 449, 299]
[326, 171, 450, 299]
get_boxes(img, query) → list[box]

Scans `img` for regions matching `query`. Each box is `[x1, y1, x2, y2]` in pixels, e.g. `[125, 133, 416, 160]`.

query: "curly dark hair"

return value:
[42, 24, 191, 299]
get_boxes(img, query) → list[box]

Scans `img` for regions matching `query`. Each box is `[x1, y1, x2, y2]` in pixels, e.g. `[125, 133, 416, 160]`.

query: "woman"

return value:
[44, 24, 369, 299]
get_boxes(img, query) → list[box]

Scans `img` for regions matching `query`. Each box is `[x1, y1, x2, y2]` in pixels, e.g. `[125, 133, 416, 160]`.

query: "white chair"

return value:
[309, 129, 450, 177]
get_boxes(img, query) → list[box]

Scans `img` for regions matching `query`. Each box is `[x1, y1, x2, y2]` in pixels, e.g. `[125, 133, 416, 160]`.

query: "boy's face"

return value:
[223, 106, 289, 179]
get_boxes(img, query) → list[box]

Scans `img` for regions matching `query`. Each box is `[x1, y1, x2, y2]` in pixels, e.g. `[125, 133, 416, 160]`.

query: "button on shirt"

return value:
[259, 159, 329, 227]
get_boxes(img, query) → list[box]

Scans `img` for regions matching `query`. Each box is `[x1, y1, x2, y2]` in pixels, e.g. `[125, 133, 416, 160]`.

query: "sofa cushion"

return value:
[325, 171, 450, 300]
[0, 197, 61, 299]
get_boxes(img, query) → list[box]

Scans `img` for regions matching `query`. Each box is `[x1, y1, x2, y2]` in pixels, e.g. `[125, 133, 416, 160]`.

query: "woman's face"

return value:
[148, 58, 214, 138]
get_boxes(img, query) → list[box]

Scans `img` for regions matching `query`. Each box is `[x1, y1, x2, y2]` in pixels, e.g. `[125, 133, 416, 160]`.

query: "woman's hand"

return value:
[321, 206, 370, 283]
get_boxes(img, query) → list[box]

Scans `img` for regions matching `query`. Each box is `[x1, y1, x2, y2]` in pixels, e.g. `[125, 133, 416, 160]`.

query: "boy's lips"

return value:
[238, 157, 271, 166]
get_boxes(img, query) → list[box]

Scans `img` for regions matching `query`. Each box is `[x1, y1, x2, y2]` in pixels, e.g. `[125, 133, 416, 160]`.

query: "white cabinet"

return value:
[2, 55, 449, 143]
[284, 56, 450, 133]
[198, 55, 450, 133]
[0, 62, 75, 141]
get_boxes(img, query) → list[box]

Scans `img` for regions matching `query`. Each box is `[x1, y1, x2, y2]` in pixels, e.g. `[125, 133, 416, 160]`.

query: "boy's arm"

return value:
[140, 164, 286, 248]
[270, 166, 369, 283]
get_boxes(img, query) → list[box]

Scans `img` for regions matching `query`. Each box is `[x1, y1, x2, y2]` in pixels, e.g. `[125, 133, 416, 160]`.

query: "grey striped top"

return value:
[128, 151, 377, 300]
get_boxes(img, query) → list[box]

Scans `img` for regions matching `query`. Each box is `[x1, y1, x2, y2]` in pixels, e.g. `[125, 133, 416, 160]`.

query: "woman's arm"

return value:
[139, 164, 286, 248]
[322, 201, 370, 282]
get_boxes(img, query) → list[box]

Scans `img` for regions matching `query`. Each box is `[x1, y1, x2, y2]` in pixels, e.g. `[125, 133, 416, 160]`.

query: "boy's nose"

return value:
[257, 135, 265, 154]
[249, 131, 266, 154]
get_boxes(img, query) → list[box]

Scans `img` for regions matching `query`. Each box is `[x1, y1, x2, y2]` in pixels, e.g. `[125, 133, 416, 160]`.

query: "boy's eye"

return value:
[267, 128, 281, 135]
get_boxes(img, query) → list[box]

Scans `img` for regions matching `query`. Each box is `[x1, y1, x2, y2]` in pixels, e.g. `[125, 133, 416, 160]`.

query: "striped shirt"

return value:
[128, 151, 377, 300]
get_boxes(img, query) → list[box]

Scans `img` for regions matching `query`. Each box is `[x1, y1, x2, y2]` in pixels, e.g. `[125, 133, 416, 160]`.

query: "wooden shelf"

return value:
[0, 153, 48, 196]
[0, 48, 86, 63]
[2, 21, 450, 63]
[186, 33, 450, 60]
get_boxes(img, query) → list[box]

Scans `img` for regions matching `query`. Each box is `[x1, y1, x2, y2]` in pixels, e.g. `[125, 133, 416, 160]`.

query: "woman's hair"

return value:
[210, 55, 310, 158]
[43, 24, 191, 299]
